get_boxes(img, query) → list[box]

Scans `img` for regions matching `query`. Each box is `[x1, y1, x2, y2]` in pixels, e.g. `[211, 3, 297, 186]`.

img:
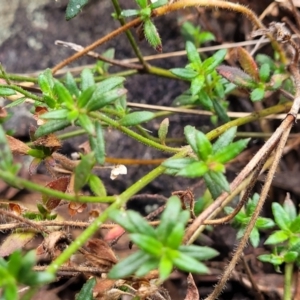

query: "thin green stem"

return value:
[90, 111, 181, 153]
[109, 0, 149, 70]
[206, 102, 292, 141]
[47, 148, 189, 274]
[0, 84, 43, 103]
[0, 171, 115, 203]
[0, 73, 38, 83]
[284, 263, 294, 300]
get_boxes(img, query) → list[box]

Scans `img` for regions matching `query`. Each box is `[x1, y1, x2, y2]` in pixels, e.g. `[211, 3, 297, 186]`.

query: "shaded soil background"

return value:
[1, 0, 300, 299]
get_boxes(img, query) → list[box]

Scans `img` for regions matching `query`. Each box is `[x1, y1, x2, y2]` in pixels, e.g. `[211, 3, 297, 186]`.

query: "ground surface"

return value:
[1, 0, 300, 299]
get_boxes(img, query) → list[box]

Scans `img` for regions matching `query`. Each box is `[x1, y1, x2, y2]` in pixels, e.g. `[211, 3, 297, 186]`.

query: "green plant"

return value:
[0, 0, 300, 299]
[108, 196, 219, 281]
[171, 41, 231, 122]
[181, 21, 215, 48]
[0, 251, 54, 300]
[225, 193, 275, 247]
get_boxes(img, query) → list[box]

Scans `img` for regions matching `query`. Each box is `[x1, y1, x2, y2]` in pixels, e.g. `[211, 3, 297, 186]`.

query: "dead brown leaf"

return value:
[42, 176, 70, 210]
[6, 135, 30, 155]
[0, 232, 36, 257]
[184, 273, 199, 300]
[85, 238, 118, 267]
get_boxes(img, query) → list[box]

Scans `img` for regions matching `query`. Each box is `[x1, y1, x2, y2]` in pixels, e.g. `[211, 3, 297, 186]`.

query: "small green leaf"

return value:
[135, 257, 159, 277]
[283, 251, 298, 263]
[184, 125, 198, 155]
[204, 49, 227, 73]
[65, 72, 80, 98]
[109, 250, 150, 279]
[39, 109, 69, 120]
[53, 80, 74, 107]
[186, 41, 201, 67]
[170, 68, 198, 80]
[0, 87, 16, 96]
[4, 97, 26, 108]
[74, 153, 95, 193]
[179, 245, 219, 261]
[162, 158, 197, 170]
[109, 210, 137, 233]
[127, 211, 157, 237]
[144, 20, 162, 52]
[7, 251, 22, 277]
[255, 217, 275, 229]
[77, 85, 96, 108]
[157, 196, 181, 242]
[158, 118, 169, 144]
[264, 230, 289, 245]
[86, 88, 127, 112]
[89, 121, 105, 165]
[78, 114, 95, 136]
[165, 223, 185, 249]
[173, 251, 209, 274]
[212, 127, 237, 154]
[159, 255, 173, 281]
[212, 138, 250, 164]
[80, 68, 95, 91]
[38, 69, 54, 97]
[204, 171, 230, 199]
[195, 131, 212, 160]
[177, 161, 209, 178]
[121, 9, 140, 17]
[283, 197, 297, 221]
[66, 0, 89, 20]
[272, 202, 291, 231]
[191, 75, 205, 95]
[120, 111, 155, 126]
[289, 216, 300, 233]
[130, 234, 163, 256]
[258, 254, 284, 265]
[150, 0, 168, 9]
[212, 99, 229, 122]
[34, 119, 71, 138]
[250, 87, 265, 102]
[88, 174, 106, 197]
[136, 0, 148, 8]
[249, 227, 260, 248]
[75, 277, 96, 300]
[259, 63, 270, 82]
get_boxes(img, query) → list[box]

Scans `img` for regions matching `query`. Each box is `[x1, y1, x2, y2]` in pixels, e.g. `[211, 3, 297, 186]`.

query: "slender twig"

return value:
[204, 150, 268, 225]
[241, 254, 265, 300]
[0, 84, 43, 103]
[55, 40, 144, 70]
[0, 208, 50, 234]
[111, 0, 149, 70]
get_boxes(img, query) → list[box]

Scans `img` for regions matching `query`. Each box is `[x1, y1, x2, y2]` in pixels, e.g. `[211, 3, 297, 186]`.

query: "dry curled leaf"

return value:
[42, 176, 70, 210]
[85, 238, 118, 267]
[42, 231, 69, 260]
[33, 133, 61, 151]
[68, 202, 87, 216]
[0, 232, 36, 257]
[184, 273, 199, 300]
[6, 135, 30, 155]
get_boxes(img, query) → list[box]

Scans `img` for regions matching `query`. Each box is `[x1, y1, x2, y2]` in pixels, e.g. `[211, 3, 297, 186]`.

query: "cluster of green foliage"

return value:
[0, 0, 298, 299]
